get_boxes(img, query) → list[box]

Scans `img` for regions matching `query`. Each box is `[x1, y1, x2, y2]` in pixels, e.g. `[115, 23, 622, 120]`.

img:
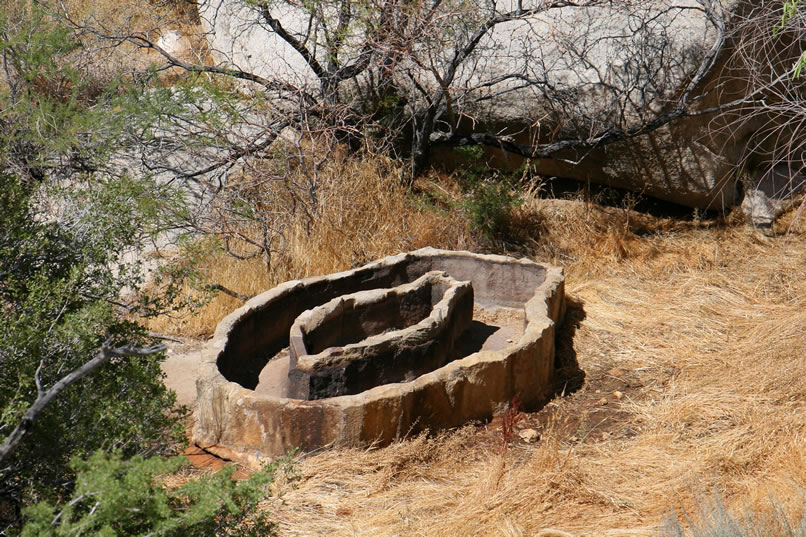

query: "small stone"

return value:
[613, 391, 623, 399]
[598, 397, 608, 405]
[568, 435, 579, 443]
[595, 389, 601, 394]
[519, 428, 540, 443]
[506, 338, 513, 343]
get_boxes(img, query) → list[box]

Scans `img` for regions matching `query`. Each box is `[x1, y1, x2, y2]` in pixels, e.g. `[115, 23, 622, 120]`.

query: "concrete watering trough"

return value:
[194, 248, 565, 463]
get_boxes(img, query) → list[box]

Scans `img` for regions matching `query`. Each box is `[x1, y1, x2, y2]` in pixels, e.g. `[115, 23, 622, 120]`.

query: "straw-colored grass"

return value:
[148, 156, 474, 336]
[55, 0, 211, 84]
[247, 192, 806, 536]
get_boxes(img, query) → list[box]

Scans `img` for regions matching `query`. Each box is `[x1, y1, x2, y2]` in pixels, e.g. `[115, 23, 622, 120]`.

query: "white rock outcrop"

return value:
[195, 0, 798, 214]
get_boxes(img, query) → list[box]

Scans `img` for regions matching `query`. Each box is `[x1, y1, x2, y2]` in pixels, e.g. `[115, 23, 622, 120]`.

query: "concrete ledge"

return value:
[193, 248, 565, 461]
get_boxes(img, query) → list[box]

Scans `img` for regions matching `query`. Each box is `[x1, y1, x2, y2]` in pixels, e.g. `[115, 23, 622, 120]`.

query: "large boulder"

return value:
[195, 0, 795, 213]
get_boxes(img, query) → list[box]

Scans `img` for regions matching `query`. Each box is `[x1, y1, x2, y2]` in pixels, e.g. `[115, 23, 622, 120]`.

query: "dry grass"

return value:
[58, 0, 211, 83]
[148, 157, 474, 336]
[242, 194, 806, 537]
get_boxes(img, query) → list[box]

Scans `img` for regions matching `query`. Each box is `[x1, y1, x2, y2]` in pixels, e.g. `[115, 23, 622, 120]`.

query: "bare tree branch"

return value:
[429, 89, 772, 160]
[258, 3, 328, 81]
[206, 283, 250, 301]
[0, 342, 167, 465]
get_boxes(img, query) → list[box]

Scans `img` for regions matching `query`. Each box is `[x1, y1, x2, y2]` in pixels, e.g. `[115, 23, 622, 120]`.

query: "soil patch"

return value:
[161, 338, 206, 407]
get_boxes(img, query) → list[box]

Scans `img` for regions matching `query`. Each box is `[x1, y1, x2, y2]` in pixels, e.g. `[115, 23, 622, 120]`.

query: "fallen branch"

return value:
[206, 283, 250, 302]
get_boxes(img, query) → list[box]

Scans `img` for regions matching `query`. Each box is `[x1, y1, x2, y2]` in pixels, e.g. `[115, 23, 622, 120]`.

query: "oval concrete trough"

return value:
[193, 248, 565, 463]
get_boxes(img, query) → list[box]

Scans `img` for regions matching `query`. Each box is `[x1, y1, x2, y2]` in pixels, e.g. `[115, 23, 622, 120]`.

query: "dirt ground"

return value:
[161, 339, 206, 408]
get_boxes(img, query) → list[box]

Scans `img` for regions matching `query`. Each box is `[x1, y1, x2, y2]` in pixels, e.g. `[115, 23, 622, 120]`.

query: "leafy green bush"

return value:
[463, 179, 523, 238]
[21, 451, 287, 537]
[0, 172, 186, 508]
[450, 148, 524, 238]
[0, 4, 287, 536]
[0, 4, 187, 530]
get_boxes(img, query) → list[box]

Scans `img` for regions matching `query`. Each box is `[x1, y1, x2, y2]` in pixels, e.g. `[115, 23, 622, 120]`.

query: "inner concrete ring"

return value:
[288, 271, 475, 400]
[193, 248, 565, 464]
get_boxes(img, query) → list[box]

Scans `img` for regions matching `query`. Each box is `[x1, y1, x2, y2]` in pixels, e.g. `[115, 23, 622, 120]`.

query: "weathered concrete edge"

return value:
[193, 248, 565, 463]
[293, 272, 471, 372]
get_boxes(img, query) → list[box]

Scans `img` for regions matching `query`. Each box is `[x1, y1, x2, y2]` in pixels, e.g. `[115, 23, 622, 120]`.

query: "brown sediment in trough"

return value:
[193, 248, 565, 464]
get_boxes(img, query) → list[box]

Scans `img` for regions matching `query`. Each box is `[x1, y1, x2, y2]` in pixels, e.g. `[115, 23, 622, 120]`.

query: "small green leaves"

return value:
[794, 50, 806, 79]
[777, 0, 800, 36]
[21, 451, 283, 536]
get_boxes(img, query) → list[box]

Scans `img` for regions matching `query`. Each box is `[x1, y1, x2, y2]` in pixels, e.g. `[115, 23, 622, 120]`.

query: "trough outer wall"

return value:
[193, 248, 565, 461]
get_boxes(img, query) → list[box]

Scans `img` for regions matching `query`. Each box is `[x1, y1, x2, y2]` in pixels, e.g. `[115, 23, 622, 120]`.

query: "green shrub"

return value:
[21, 451, 290, 537]
[450, 149, 524, 238]
[0, 4, 197, 529]
[463, 178, 523, 237]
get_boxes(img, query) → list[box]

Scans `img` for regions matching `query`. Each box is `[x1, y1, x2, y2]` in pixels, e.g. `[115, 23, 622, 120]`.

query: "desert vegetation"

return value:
[2, 0, 806, 535]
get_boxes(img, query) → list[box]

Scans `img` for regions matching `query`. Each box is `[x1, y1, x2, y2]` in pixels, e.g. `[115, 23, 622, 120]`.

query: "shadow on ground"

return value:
[553, 295, 586, 397]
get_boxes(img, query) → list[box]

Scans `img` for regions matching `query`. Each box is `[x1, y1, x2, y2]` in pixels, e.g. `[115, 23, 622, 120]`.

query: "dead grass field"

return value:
[243, 194, 806, 537]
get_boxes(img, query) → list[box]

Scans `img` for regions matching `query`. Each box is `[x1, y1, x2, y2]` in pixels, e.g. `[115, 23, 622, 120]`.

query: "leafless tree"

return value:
[54, 0, 775, 260]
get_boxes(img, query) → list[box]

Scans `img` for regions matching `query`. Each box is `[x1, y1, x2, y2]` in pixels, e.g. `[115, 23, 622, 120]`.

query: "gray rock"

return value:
[194, 0, 800, 218]
[741, 164, 806, 227]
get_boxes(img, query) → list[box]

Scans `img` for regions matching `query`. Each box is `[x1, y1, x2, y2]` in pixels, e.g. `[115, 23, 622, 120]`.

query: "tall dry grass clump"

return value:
[56, 0, 211, 83]
[149, 155, 474, 336]
[278, 157, 473, 277]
